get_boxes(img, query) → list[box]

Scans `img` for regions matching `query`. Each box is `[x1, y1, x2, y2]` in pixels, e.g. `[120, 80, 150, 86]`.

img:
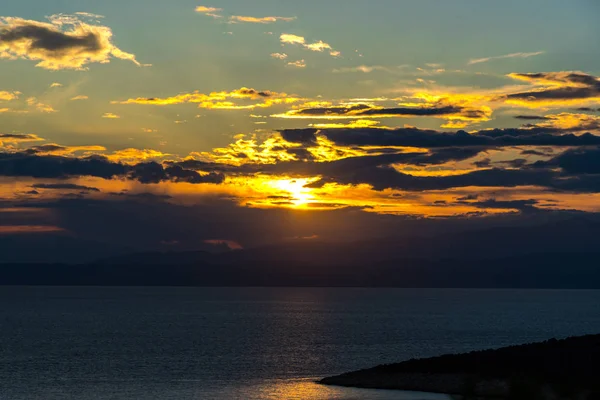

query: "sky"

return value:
[1, 1, 600, 258]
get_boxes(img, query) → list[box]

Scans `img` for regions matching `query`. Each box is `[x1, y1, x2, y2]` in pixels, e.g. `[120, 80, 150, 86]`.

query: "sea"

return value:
[1, 287, 600, 400]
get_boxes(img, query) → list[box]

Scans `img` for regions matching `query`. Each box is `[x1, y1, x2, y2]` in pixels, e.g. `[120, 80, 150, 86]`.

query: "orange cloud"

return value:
[105, 148, 171, 164]
[0, 225, 64, 234]
[204, 239, 243, 250]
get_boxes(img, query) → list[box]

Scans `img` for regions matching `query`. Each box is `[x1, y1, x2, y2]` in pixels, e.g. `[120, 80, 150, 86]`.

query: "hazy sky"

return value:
[1, 1, 600, 255]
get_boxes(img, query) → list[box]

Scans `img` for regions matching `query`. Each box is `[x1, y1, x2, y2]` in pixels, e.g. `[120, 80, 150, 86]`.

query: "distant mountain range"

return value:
[1, 217, 599, 288]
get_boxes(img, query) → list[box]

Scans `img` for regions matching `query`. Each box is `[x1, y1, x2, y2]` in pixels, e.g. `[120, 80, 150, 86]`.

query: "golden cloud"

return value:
[195, 6, 223, 18]
[0, 90, 20, 101]
[113, 87, 301, 109]
[105, 148, 171, 164]
[503, 71, 600, 107]
[229, 16, 296, 24]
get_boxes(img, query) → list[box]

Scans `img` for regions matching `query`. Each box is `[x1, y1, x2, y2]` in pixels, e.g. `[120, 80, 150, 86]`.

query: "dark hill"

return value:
[320, 334, 600, 398]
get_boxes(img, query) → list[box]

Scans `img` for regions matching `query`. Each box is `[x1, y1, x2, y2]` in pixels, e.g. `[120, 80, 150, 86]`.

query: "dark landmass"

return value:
[0, 251, 599, 287]
[320, 334, 600, 399]
[1, 217, 599, 287]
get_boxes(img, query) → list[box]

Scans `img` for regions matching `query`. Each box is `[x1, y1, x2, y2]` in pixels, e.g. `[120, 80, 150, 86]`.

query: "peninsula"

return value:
[320, 334, 600, 399]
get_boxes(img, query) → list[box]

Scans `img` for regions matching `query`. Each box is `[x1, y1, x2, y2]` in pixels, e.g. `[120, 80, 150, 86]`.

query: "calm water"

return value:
[1, 287, 600, 400]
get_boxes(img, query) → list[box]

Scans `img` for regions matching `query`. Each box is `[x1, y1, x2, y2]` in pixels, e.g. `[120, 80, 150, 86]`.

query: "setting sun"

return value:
[265, 178, 318, 207]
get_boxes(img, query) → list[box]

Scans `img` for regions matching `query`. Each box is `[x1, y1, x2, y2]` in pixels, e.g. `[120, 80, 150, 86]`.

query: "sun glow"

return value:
[266, 178, 317, 207]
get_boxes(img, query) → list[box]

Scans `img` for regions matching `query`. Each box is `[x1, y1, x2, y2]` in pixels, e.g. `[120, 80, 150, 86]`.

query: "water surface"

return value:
[2, 287, 600, 399]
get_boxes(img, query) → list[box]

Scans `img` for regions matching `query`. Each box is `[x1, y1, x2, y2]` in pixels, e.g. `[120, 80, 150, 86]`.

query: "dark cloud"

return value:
[0, 153, 125, 179]
[514, 115, 551, 120]
[1, 24, 101, 52]
[498, 159, 528, 168]
[474, 158, 491, 168]
[0, 15, 140, 70]
[32, 183, 100, 192]
[0, 153, 224, 184]
[520, 148, 554, 156]
[456, 194, 479, 201]
[546, 146, 600, 174]
[0, 133, 40, 140]
[279, 127, 600, 149]
[24, 144, 70, 154]
[278, 128, 318, 144]
[255, 148, 483, 179]
[284, 103, 466, 118]
[109, 192, 173, 200]
[506, 72, 600, 101]
[235, 88, 274, 98]
[463, 199, 541, 213]
[301, 158, 600, 193]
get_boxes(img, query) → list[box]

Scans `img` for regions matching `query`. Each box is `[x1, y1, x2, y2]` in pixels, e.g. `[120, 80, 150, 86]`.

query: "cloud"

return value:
[468, 51, 544, 65]
[0, 152, 225, 184]
[544, 146, 600, 174]
[280, 33, 305, 45]
[0, 225, 64, 234]
[514, 115, 551, 120]
[273, 103, 490, 125]
[461, 198, 541, 213]
[113, 87, 301, 109]
[309, 120, 382, 129]
[70, 95, 88, 101]
[309, 126, 600, 148]
[105, 148, 170, 164]
[332, 65, 406, 74]
[32, 183, 100, 192]
[229, 16, 295, 24]
[271, 52, 288, 60]
[0, 14, 142, 70]
[26, 97, 57, 113]
[0, 133, 44, 148]
[280, 33, 340, 57]
[24, 143, 106, 155]
[287, 59, 306, 68]
[503, 71, 600, 107]
[195, 6, 223, 18]
[204, 239, 243, 250]
[102, 112, 120, 119]
[0, 90, 19, 101]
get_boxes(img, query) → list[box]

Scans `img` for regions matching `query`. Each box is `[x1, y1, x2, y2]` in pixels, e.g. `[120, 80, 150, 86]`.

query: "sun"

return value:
[267, 178, 317, 207]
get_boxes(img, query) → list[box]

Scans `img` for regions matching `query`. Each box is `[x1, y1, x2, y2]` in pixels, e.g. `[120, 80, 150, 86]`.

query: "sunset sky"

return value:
[1, 0, 600, 257]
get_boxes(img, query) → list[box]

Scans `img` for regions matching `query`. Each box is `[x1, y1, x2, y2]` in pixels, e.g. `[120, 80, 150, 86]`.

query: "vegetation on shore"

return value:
[320, 334, 600, 399]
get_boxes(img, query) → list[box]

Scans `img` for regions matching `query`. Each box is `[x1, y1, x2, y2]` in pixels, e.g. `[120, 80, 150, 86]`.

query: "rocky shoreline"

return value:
[320, 334, 600, 399]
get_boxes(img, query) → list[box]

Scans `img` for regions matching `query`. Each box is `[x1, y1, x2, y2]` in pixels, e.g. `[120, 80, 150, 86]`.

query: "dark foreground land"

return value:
[320, 334, 600, 399]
